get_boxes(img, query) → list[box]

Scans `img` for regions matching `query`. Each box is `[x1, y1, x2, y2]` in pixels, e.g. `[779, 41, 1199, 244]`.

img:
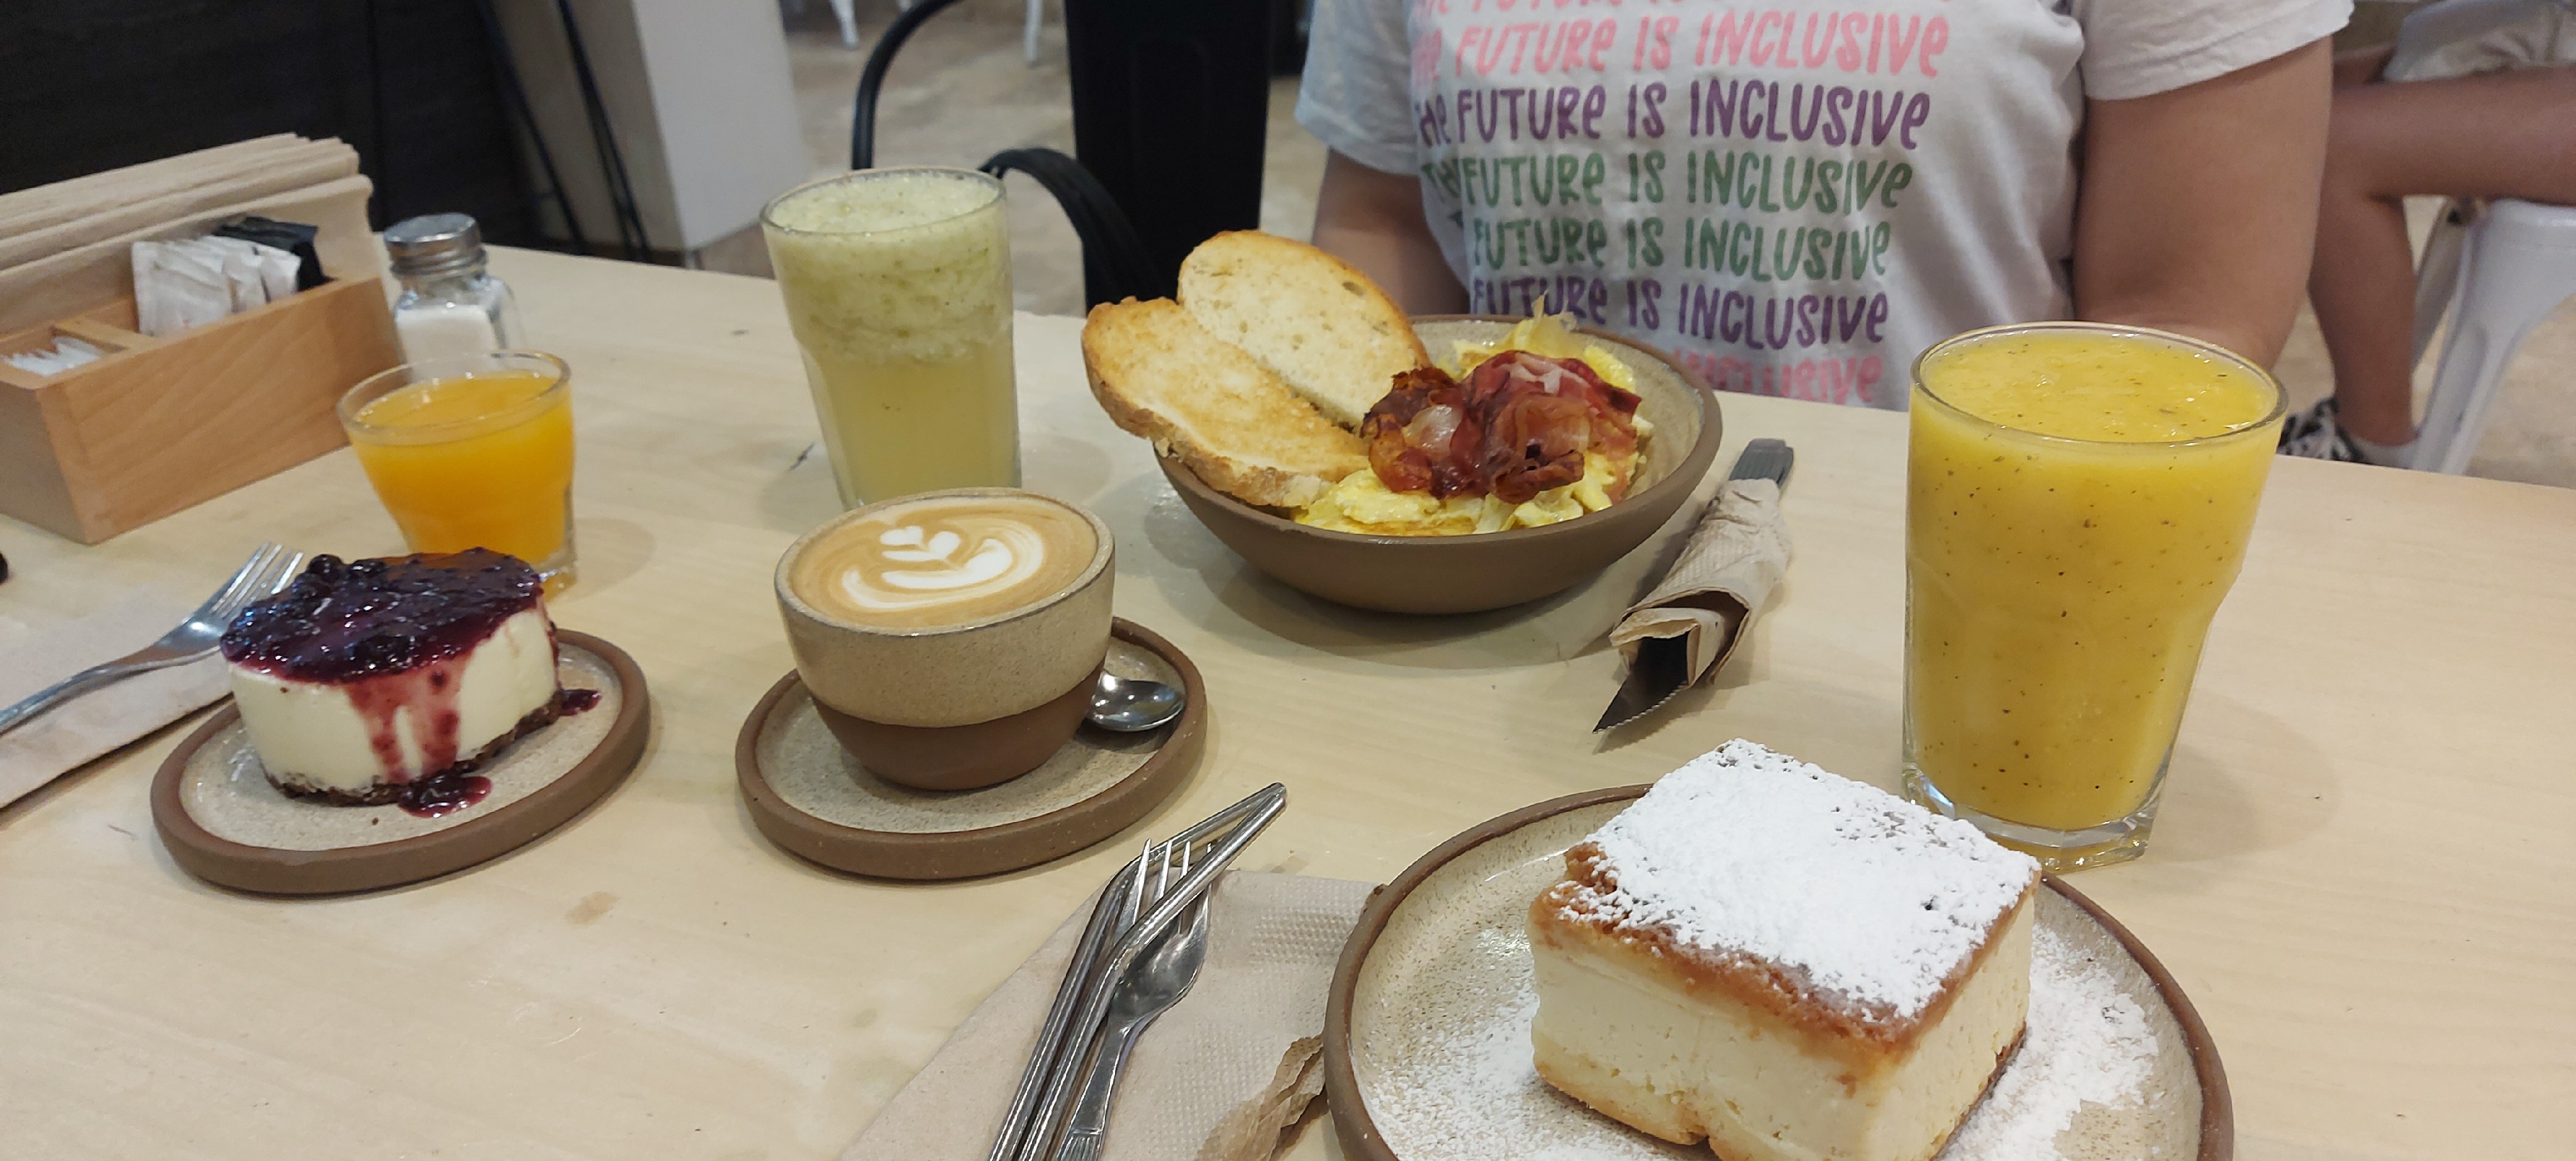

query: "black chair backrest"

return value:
[851, 0, 1274, 306]
[1063, 0, 1274, 286]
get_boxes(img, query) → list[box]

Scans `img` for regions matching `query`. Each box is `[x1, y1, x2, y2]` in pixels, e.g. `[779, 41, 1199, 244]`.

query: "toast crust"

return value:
[1081, 297, 1366, 509]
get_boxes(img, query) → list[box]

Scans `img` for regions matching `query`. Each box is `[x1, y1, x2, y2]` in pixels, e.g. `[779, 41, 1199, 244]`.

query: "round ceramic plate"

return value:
[1324, 787, 2230, 1161]
[735, 618, 1204, 880]
[152, 631, 650, 896]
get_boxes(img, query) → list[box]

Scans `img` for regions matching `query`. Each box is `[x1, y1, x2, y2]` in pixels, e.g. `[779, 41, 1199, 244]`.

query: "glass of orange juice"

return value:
[1902, 322, 2285, 870]
[338, 351, 577, 592]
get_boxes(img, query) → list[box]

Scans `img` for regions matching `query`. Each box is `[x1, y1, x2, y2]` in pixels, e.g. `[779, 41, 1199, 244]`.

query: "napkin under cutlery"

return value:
[0, 594, 230, 808]
[1597, 439, 1796, 730]
[846, 871, 1376, 1161]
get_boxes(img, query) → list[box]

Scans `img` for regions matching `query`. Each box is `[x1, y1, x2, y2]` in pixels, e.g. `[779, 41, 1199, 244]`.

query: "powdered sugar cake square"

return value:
[1528, 740, 2041, 1161]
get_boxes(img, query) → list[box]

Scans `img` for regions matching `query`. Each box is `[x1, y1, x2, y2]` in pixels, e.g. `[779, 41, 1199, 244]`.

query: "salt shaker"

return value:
[386, 213, 523, 363]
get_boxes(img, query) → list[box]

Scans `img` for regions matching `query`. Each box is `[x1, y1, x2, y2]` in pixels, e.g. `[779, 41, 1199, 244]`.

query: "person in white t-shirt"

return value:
[1297, 0, 2350, 408]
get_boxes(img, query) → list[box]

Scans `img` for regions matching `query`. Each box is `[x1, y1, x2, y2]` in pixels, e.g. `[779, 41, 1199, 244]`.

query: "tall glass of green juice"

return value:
[762, 169, 1018, 506]
[1904, 323, 2286, 871]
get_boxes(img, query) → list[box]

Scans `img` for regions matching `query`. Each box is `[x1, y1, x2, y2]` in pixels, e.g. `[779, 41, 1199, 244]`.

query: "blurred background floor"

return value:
[779, 0, 2573, 488]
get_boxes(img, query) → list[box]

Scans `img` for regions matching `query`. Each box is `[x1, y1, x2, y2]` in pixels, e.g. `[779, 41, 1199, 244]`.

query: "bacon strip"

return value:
[1360, 352, 1642, 506]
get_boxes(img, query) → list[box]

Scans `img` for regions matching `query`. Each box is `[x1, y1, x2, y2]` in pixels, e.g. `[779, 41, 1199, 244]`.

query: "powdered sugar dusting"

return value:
[1371, 923, 1688, 1161]
[1940, 926, 2160, 1159]
[1571, 740, 2040, 1020]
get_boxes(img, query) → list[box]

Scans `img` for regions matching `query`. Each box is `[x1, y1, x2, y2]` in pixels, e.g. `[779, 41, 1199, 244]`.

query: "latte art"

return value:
[848, 522, 1046, 606]
[792, 493, 1099, 630]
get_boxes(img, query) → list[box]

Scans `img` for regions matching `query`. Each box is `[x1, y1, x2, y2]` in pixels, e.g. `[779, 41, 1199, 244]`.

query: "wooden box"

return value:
[0, 277, 401, 543]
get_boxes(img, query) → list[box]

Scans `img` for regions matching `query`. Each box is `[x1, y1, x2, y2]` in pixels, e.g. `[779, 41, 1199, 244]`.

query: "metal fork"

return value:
[0, 543, 306, 739]
[1052, 840, 1211, 1161]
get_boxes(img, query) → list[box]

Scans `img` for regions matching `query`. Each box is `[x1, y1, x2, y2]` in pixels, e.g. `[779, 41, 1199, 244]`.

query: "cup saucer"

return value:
[735, 618, 1205, 881]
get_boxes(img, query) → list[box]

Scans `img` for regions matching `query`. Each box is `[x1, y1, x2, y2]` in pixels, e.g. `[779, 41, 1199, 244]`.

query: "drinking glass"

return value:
[762, 167, 1018, 507]
[1901, 322, 2285, 870]
[338, 351, 577, 594]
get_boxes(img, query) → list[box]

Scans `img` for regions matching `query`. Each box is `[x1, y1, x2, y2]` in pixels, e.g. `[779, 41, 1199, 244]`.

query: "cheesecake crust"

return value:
[264, 694, 572, 805]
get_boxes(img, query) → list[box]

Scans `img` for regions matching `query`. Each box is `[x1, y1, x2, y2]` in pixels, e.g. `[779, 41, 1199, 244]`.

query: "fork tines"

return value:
[203, 542, 305, 626]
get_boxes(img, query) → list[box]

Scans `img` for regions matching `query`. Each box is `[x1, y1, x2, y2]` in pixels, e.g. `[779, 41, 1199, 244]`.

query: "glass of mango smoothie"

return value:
[1902, 322, 2284, 870]
[339, 351, 578, 594]
[762, 168, 1018, 507]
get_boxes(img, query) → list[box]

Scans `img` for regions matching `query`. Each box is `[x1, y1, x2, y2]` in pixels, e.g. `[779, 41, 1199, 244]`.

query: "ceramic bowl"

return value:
[1160, 317, 1722, 615]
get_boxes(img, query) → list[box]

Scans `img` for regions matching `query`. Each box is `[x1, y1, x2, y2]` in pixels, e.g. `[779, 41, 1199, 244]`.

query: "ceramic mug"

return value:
[775, 488, 1113, 791]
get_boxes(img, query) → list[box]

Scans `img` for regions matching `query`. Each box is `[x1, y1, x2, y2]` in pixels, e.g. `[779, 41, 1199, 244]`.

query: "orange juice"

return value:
[341, 358, 576, 591]
[1903, 324, 2282, 866]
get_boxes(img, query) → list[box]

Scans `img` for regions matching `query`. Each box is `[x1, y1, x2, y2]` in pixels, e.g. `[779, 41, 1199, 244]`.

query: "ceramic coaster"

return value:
[152, 631, 648, 896]
[736, 618, 1204, 881]
[1324, 787, 2231, 1161]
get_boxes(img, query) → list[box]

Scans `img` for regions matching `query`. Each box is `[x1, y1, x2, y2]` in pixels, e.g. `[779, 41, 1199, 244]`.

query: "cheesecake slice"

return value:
[220, 550, 565, 806]
[1528, 740, 2040, 1161]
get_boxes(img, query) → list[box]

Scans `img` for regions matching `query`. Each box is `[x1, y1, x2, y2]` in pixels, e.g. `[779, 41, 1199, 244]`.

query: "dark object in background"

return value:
[0, 0, 541, 245]
[214, 217, 328, 290]
[1271, 0, 1309, 76]
[1064, 0, 1274, 290]
[1, 551, 9, 585]
[852, 0, 1279, 308]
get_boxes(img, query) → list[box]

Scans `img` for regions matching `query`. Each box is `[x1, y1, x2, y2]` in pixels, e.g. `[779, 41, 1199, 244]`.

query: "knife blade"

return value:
[1595, 440, 1794, 731]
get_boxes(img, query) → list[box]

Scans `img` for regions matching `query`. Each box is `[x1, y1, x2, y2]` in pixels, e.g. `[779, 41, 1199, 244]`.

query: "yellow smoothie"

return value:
[1906, 326, 2282, 835]
[763, 169, 1018, 507]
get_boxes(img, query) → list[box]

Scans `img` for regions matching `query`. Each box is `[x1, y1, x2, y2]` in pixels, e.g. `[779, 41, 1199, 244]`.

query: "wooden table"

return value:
[4, 248, 2570, 1159]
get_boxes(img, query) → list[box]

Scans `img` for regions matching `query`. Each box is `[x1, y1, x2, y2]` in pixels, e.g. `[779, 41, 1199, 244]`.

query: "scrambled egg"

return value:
[1446, 311, 1641, 396]
[1299, 451, 1626, 536]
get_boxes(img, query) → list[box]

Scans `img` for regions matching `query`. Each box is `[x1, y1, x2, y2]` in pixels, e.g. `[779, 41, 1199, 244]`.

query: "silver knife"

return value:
[1595, 439, 1794, 731]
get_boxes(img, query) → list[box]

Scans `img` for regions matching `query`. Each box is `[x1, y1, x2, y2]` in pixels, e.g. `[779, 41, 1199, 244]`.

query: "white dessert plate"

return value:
[735, 618, 1204, 880]
[1323, 787, 2229, 1161]
[152, 631, 648, 895]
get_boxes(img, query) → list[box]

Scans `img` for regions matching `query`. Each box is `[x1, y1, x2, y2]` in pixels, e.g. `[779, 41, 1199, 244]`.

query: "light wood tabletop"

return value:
[3, 248, 2569, 1160]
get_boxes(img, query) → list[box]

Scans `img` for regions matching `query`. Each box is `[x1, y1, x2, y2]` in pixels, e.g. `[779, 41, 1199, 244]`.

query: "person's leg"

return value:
[2307, 63, 2576, 451]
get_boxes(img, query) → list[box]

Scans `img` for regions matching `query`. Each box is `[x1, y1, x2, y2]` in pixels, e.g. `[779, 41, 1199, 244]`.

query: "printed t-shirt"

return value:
[1298, 0, 2351, 408]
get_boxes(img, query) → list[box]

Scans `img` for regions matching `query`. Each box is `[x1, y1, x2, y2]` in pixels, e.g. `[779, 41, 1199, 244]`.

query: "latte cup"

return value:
[775, 488, 1114, 791]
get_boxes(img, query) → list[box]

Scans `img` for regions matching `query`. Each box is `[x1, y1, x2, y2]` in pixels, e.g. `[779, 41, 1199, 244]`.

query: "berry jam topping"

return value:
[398, 770, 493, 817]
[560, 688, 601, 714]
[221, 550, 543, 681]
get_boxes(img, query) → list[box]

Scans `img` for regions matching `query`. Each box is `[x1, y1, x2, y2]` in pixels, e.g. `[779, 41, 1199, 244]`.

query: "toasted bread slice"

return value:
[1177, 231, 1430, 428]
[1083, 297, 1368, 509]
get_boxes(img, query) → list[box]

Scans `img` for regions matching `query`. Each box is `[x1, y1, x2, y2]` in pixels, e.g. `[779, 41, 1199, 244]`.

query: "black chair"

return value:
[850, 0, 1276, 306]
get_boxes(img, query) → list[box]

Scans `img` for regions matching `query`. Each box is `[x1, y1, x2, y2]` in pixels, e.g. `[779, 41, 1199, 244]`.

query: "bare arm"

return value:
[1311, 151, 1468, 314]
[2074, 40, 2333, 367]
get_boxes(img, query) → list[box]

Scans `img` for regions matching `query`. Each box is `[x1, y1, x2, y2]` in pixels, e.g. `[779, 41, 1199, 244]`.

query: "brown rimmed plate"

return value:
[735, 618, 1204, 881]
[152, 631, 650, 896]
[1323, 787, 2231, 1161]
[1157, 317, 1723, 615]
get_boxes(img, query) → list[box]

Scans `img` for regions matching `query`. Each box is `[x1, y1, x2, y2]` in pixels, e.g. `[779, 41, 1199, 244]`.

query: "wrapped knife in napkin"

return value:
[847, 870, 1374, 1161]
[1597, 440, 1794, 730]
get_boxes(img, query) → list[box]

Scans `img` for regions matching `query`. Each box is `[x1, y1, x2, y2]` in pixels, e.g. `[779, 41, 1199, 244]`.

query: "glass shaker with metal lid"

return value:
[385, 213, 524, 363]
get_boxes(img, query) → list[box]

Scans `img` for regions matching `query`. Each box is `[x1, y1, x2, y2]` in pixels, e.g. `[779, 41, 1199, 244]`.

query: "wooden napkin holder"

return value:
[0, 277, 399, 543]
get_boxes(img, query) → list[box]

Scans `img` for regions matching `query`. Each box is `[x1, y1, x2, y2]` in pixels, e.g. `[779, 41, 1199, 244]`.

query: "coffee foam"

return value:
[794, 494, 1096, 630]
